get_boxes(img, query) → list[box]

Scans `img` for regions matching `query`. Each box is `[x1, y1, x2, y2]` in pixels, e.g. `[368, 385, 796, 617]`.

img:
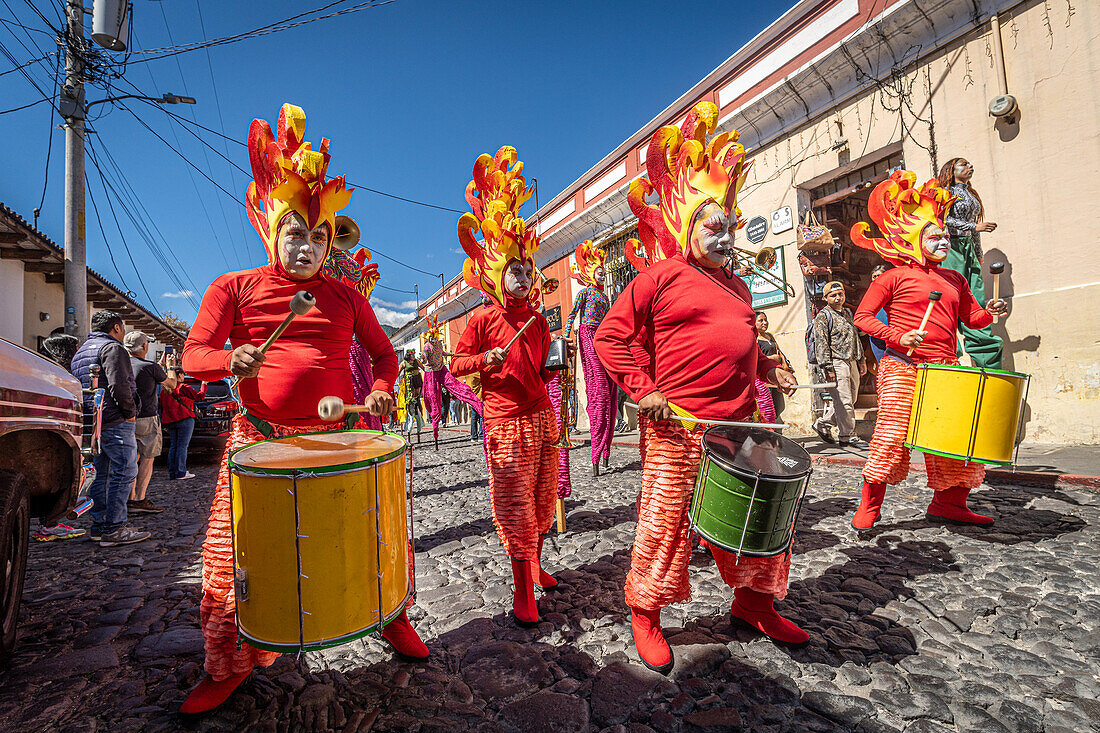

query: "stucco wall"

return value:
[0, 259, 25, 345]
[22, 270, 63, 351]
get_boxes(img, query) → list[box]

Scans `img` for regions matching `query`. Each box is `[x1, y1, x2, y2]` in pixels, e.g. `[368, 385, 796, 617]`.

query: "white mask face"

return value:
[921, 225, 951, 261]
[594, 267, 605, 284]
[689, 203, 734, 269]
[277, 212, 329, 279]
[504, 261, 533, 299]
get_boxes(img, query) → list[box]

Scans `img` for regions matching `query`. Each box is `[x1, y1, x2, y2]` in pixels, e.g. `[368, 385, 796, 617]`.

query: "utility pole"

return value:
[62, 0, 86, 340]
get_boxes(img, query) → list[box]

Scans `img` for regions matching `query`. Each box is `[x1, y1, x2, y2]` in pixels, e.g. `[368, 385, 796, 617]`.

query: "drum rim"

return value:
[915, 363, 1029, 379]
[903, 442, 1013, 466]
[699, 426, 812, 481]
[237, 584, 413, 652]
[228, 429, 408, 476]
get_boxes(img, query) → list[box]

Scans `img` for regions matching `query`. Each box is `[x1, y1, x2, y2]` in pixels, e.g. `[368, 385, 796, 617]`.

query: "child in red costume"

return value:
[449, 146, 560, 627]
[179, 104, 427, 714]
[595, 103, 802, 675]
[850, 171, 1008, 530]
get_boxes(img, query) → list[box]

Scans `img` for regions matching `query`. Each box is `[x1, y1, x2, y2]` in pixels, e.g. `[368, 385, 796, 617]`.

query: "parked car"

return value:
[0, 337, 85, 661]
[161, 377, 238, 454]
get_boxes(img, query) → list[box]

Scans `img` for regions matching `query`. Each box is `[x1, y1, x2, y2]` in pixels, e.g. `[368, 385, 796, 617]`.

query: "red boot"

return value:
[630, 606, 673, 674]
[180, 671, 251, 714]
[511, 558, 539, 626]
[381, 608, 430, 660]
[852, 480, 887, 530]
[926, 486, 994, 524]
[533, 535, 558, 590]
[730, 587, 809, 645]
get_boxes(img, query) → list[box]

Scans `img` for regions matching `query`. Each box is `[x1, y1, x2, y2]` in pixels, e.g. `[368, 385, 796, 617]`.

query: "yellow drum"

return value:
[229, 430, 412, 652]
[905, 364, 1029, 465]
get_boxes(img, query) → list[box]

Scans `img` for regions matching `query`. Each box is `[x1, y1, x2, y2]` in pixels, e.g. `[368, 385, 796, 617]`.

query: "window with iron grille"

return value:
[602, 225, 639, 304]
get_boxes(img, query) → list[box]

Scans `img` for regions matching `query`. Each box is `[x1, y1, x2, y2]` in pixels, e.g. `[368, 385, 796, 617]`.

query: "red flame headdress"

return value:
[850, 170, 955, 267]
[625, 101, 751, 270]
[570, 239, 606, 288]
[457, 147, 541, 307]
[246, 104, 353, 266]
[424, 314, 443, 340]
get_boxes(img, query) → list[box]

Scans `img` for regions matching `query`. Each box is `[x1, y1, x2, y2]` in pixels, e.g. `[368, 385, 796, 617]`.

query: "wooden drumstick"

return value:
[791, 383, 837, 390]
[502, 316, 537, 356]
[556, 498, 566, 533]
[989, 262, 1005, 323]
[906, 291, 942, 357]
[259, 291, 316, 354]
[317, 396, 374, 421]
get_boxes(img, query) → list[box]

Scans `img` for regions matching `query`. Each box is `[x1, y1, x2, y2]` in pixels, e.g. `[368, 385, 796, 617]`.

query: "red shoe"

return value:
[630, 606, 673, 674]
[852, 480, 887, 530]
[730, 587, 809, 645]
[381, 609, 429, 660]
[926, 486, 994, 524]
[180, 671, 250, 714]
[511, 558, 539, 626]
[533, 535, 557, 590]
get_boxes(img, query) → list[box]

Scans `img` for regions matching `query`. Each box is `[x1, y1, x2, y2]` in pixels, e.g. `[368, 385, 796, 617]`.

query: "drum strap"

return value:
[884, 348, 914, 366]
[241, 407, 357, 438]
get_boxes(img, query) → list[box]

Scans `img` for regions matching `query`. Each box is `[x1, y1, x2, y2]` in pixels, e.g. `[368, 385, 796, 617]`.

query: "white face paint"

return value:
[277, 212, 329, 280]
[689, 203, 733, 269]
[921, 224, 951, 262]
[503, 260, 533, 299]
[594, 266, 605, 284]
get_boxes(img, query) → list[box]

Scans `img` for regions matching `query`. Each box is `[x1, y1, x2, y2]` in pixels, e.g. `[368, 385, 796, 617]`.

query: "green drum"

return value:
[689, 426, 812, 558]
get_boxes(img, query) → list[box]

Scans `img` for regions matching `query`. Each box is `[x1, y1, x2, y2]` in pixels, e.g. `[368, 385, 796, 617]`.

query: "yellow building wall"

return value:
[731, 0, 1099, 444]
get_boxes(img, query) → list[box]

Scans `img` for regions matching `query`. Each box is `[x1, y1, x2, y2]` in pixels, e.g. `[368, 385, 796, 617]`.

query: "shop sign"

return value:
[770, 206, 793, 234]
[745, 216, 768, 244]
[543, 305, 562, 333]
[739, 244, 788, 308]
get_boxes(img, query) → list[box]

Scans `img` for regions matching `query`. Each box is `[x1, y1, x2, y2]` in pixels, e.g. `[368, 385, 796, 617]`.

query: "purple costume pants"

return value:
[580, 324, 615, 465]
[547, 373, 571, 498]
[349, 341, 382, 431]
[425, 367, 484, 440]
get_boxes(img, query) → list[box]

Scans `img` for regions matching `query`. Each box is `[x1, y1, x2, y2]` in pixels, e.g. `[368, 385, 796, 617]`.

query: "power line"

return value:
[0, 97, 48, 114]
[369, 247, 443, 278]
[0, 49, 52, 77]
[85, 169, 152, 305]
[35, 48, 60, 219]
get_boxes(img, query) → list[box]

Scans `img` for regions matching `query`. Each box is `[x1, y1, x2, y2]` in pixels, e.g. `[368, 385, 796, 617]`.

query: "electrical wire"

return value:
[84, 165, 159, 309]
[34, 48, 60, 218]
[0, 49, 52, 77]
[0, 97, 48, 114]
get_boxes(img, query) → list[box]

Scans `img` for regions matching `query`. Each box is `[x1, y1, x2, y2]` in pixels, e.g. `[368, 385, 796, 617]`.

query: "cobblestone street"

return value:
[1, 428, 1098, 733]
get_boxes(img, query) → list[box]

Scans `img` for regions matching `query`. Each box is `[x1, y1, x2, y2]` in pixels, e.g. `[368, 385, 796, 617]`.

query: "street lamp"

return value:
[84, 92, 197, 112]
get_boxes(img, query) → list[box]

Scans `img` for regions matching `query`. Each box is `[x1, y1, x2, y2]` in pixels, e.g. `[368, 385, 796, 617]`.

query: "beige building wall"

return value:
[722, 0, 1099, 445]
[22, 270, 64, 351]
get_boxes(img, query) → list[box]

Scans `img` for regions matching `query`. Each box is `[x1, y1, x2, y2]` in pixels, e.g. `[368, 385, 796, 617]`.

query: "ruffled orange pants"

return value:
[200, 414, 334, 680]
[863, 358, 985, 490]
[625, 417, 791, 611]
[485, 408, 559, 560]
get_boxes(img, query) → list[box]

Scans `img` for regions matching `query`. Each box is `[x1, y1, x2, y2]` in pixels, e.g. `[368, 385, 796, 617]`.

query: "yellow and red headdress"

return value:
[457, 146, 541, 307]
[626, 101, 751, 269]
[424, 314, 443, 341]
[570, 240, 606, 288]
[246, 103, 353, 266]
[850, 170, 955, 267]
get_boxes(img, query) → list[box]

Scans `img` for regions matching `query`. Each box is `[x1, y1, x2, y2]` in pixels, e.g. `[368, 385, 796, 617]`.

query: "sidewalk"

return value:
[609, 429, 1100, 490]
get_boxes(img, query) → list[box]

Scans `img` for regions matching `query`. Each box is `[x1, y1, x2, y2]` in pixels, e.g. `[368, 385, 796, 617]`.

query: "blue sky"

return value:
[1, 0, 786, 326]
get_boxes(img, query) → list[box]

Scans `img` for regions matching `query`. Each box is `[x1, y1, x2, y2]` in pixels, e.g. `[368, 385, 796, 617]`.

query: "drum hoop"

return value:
[915, 363, 1029, 380]
[228, 429, 407, 476]
[902, 442, 1014, 466]
[686, 516, 795, 558]
[236, 584, 414, 653]
[699, 428, 812, 483]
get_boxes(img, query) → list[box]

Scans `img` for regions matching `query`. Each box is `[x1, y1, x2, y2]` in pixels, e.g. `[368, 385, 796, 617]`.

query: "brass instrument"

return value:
[552, 338, 577, 449]
[725, 245, 796, 297]
[534, 264, 559, 296]
[332, 215, 361, 251]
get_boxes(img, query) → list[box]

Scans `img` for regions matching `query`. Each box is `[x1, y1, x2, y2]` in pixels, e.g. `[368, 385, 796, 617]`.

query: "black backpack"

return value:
[805, 308, 835, 366]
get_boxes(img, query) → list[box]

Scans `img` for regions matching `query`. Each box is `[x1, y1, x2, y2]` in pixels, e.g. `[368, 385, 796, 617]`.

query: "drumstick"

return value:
[317, 396, 374, 421]
[989, 262, 1005, 323]
[259, 290, 316, 354]
[502, 316, 537, 356]
[624, 402, 785, 431]
[791, 383, 836, 390]
[906, 291, 942, 357]
[556, 498, 566, 532]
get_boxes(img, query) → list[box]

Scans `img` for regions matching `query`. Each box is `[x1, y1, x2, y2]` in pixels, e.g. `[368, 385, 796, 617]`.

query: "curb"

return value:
[611, 438, 1100, 490]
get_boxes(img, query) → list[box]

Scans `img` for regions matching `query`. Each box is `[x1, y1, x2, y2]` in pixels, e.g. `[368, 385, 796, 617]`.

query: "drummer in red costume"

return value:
[850, 171, 1007, 530]
[450, 146, 561, 627]
[180, 104, 428, 714]
[595, 102, 802, 674]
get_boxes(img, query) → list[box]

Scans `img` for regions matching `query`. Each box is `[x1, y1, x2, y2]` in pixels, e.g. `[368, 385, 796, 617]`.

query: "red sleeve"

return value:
[755, 348, 781, 381]
[593, 273, 659, 401]
[854, 277, 908, 345]
[354, 297, 398, 393]
[183, 276, 236, 381]
[450, 314, 486, 377]
[177, 383, 203, 401]
[953, 271, 994, 329]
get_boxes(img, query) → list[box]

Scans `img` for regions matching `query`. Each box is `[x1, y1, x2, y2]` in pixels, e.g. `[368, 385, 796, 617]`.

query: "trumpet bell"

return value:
[332, 215, 361, 251]
[541, 277, 559, 296]
[755, 246, 777, 270]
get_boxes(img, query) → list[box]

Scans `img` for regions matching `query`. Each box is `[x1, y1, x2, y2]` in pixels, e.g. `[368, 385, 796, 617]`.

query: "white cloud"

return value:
[374, 298, 419, 310]
[371, 305, 416, 328]
[163, 290, 194, 299]
[450, 247, 465, 255]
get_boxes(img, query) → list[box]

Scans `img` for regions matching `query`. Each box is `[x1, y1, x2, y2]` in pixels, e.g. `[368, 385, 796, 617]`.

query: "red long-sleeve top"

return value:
[450, 302, 553, 426]
[594, 255, 780, 421]
[183, 264, 398, 426]
[160, 382, 207, 424]
[854, 264, 992, 363]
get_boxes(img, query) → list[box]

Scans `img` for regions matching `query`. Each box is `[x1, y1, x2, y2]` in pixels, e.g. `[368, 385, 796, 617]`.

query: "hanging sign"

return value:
[745, 216, 768, 245]
[770, 206, 794, 234]
[542, 306, 562, 333]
